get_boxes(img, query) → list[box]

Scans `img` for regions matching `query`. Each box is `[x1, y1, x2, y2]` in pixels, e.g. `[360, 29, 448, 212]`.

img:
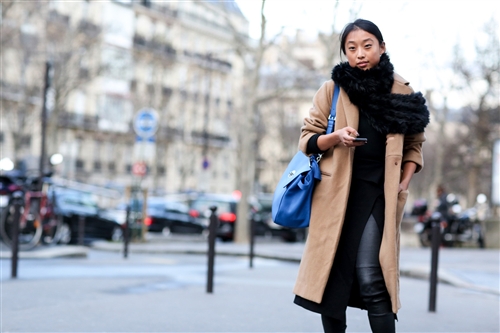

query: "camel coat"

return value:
[293, 76, 425, 314]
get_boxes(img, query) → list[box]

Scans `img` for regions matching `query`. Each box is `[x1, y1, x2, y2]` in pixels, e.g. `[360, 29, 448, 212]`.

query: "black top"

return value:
[306, 110, 386, 185]
[352, 110, 386, 186]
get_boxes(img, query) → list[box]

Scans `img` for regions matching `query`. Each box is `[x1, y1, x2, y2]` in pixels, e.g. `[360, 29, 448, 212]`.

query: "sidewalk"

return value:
[2, 234, 498, 295]
[89, 236, 500, 296]
[1, 237, 499, 332]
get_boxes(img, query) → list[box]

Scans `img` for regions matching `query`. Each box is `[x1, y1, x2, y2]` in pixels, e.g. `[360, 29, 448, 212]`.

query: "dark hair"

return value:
[339, 19, 384, 55]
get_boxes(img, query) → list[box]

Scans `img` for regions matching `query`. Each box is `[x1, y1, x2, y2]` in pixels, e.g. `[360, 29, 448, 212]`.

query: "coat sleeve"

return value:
[399, 82, 426, 173]
[403, 132, 425, 173]
[298, 80, 334, 154]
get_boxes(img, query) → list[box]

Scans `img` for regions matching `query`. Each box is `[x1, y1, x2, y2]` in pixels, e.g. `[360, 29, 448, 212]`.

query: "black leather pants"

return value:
[321, 215, 395, 333]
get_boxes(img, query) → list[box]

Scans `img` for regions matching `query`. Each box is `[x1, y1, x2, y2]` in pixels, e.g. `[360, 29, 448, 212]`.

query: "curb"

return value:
[90, 241, 304, 262]
[0, 245, 88, 259]
[399, 265, 500, 296]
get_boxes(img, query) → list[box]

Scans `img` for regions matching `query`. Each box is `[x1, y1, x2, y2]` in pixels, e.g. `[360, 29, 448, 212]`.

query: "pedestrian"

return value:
[435, 184, 450, 220]
[292, 19, 429, 333]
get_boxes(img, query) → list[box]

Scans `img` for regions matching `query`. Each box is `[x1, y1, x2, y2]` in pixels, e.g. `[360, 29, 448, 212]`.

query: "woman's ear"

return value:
[380, 41, 386, 55]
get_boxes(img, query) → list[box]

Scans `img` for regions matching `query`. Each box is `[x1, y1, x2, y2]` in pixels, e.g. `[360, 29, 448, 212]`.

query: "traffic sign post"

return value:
[132, 108, 158, 179]
[132, 161, 147, 177]
[133, 108, 159, 140]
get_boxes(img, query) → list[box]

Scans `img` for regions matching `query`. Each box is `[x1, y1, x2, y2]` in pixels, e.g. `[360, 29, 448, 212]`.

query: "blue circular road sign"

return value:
[133, 108, 159, 138]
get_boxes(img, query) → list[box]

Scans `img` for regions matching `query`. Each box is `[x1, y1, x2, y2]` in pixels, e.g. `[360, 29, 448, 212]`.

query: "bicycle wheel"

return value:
[0, 203, 43, 250]
[41, 215, 63, 245]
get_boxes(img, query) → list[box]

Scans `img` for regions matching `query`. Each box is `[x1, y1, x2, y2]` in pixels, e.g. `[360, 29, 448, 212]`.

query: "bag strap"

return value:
[314, 83, 340, 163]
[326, 83, 340, 134]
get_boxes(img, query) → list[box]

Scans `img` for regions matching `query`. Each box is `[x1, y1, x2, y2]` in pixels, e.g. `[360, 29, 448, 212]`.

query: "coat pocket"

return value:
[396, 190, 409, 225]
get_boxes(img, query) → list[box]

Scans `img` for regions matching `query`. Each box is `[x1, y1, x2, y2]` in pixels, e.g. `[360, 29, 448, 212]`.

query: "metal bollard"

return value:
[249, 217, 255, 269]
[11, 194, 22, 279]
[428, 219, 441, 312]
[206, 206, 218, 293]
[124, 205, 131, 259]
[78, 215, 85, 246]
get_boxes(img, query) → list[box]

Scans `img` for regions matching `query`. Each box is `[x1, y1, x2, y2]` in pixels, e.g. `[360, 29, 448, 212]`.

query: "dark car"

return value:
[256, 193, 307, 243]
[51, 187, 123, 244]
[185, 193, 268, 242]
[144, 197, 208, 236]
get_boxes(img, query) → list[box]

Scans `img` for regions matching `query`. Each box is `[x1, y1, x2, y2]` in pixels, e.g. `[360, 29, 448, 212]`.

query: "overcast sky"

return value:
[235, 0, 500, 109]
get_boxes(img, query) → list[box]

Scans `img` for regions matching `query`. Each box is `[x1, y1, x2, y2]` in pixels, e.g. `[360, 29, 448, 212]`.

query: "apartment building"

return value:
[1, 0, 248, 194]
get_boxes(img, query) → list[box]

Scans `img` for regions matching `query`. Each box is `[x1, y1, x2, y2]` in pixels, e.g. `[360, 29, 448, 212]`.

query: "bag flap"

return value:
[276, 151, 312, 188]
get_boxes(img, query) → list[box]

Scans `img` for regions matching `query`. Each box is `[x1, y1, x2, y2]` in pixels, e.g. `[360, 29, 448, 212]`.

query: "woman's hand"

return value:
[316, 126, 366, 150]
[336, 126, 365, 147]
[398, 182, 409, 193]
[336, 127, 366, 148]
[399, 162, 417, 193]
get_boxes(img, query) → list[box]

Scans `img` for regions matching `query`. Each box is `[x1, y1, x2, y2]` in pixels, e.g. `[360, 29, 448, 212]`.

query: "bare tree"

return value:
[198, 0, 271, 243]
[451, 18, 500, 206]
[1, 3, 104, 172]
[1, 1, 45, 166]
[45, 11, 104, 157]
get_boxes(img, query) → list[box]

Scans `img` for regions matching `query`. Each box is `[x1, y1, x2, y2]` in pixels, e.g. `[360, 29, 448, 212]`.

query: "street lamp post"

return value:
[201, 54, 213, 191]
[39, 62, 53, 189]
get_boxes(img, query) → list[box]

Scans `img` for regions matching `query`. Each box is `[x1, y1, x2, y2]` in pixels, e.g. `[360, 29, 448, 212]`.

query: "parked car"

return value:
[144, 197, 208, 236]
[183, 192, 270, 242]
[50, 187, 123, 244]
[256, 193, 308, 243]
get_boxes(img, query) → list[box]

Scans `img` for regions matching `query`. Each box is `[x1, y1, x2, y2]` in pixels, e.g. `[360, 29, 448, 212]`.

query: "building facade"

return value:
[1, 0, 248, 195]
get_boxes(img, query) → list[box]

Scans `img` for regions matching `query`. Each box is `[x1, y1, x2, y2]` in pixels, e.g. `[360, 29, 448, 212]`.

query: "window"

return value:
[74, 90, 86, 115]
[97, 95, 133, 133]
[21, 135, 31, 147]
[101, 46, 132, 80]
[76, 159, 85, 170]
[94, 140, 101, 161]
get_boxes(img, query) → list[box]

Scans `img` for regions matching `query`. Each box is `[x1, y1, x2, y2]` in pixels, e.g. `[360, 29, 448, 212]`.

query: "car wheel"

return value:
[111, 226, 123, 242]
[162, 226, 171, 237]
[58, 223, 72, 245]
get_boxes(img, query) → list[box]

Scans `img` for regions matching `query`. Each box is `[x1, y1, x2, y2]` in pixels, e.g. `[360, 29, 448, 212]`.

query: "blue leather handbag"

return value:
[271, 84, 340, 228]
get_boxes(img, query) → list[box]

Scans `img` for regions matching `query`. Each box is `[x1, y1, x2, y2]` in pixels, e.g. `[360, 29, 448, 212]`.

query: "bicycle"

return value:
[0, 174, 62, 250]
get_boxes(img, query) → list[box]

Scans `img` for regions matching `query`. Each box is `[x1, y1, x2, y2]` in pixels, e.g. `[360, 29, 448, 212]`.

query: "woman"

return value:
[293, 19, 429, 333]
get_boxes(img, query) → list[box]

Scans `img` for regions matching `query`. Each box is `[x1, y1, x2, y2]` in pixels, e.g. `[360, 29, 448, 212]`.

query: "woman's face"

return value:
[344, 28, 386, 70]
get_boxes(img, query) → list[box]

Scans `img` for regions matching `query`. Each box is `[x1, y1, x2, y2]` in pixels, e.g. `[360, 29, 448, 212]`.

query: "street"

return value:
[1, 246, 499, 332]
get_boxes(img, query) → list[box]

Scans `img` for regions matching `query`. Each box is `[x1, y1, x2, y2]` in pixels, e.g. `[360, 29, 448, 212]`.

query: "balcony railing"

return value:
[133, 35, 177, 59]
[183, 50, 232, 72]
[156, 126, 184, 141]
[58, 111, 98, 131]
[191, 130, 231, 148]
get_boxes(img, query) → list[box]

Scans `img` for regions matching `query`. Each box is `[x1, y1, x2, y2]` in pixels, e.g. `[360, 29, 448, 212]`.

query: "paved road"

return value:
[1, 247, 499, 332]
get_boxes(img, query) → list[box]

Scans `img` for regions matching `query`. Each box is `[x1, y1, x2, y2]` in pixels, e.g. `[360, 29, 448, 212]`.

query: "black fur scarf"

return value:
[331, 53, 429, 135]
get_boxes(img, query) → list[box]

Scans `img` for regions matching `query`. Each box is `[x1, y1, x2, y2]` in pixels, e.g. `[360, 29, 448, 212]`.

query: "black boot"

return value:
[368, 312, 395, 333]
[321, 314, 347, 333]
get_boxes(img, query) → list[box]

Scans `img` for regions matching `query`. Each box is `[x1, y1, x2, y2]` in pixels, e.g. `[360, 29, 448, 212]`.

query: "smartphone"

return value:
[353, 137, 368, 143]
